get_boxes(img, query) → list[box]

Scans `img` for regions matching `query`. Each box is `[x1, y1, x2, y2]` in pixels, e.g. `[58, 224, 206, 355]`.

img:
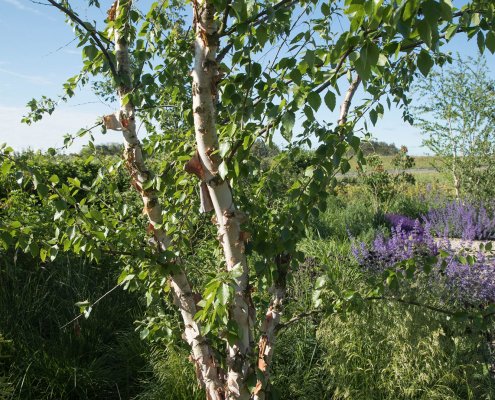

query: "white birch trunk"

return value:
[104, 2, 224, 398]
[253, 262, 287, 400]
[189, 1, 253, 398]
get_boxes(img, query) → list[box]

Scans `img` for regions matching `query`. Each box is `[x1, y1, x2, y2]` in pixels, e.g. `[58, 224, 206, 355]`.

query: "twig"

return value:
[45, 0, 118, 80]
[60, 283, 123, 329]
[275, 310, 321, 333]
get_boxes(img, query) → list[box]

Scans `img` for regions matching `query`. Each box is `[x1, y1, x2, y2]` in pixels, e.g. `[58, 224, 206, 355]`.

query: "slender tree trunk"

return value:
[254, 75, 362, 399]
[452, 162, 461, 198]
[188, 1, 253, 398]
[253, 256, 288, 400]
[104, 2, 225, 398]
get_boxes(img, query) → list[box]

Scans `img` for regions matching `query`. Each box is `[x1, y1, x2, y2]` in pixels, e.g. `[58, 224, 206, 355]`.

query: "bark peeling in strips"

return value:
[253, 255, 289, 400]
[189, 0, 253, 398]
[103, 2, 224, 399]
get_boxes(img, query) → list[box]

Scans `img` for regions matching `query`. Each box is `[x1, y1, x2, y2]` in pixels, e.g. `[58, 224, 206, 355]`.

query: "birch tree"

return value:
[413, 55, 495, 199]
[2, 0, 495, 399]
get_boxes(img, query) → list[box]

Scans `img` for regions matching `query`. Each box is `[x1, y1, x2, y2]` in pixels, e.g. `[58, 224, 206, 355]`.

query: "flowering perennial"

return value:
[353, 212, 495, 304]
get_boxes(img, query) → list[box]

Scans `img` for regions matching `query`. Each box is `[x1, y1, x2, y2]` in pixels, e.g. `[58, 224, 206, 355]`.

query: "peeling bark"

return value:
[253, 256, 288, 400]
[189, 0, 253, 398]
[104, 2, 224, 398]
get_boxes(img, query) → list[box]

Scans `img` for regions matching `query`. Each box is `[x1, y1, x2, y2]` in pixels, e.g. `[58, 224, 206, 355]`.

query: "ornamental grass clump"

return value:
[423, 200, 495, 240]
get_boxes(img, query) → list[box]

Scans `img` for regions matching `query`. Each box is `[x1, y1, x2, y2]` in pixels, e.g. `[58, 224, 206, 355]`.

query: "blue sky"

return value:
[0, 0, 493, 154]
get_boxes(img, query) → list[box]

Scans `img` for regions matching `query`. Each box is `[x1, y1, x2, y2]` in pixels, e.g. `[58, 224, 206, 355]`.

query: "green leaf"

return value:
[90, 209, 103, 221]
[445, 24, 458, 40]
[361, 41, 379, 69]
[417, 19, 432, 48]
[470, 12, 480, 27]
[421, 0, 440, 25]
[289, 68, 302, 85]
[40, 247, 48, 262]
[477, 31, 485, 54]
[256, 25, 268, 47]
[307, 92, 321, 112]
[37, 183, 50, 198]
[1, 160, 12, 176]
[417, 50, 434, 77]
[486, 31, 495, 54]
[82, 45, 98, 61]
[281, 111, 295, 142]
[324, 90, 336, 111]
[218, 161, 228, 180]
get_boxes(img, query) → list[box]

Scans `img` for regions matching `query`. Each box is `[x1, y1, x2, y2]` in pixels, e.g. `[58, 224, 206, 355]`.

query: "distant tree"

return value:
[250, 140, 280, 160]
[360, 140, 400, 156]
[412, 55, 495, 199]
[80, 143, 123, 157]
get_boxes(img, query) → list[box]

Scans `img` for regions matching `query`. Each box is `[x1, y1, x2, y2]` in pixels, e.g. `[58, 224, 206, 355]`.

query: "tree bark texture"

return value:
[253, 257, 288, 400]
[189, 1, 253, 398]
[104, 2, 224, 399]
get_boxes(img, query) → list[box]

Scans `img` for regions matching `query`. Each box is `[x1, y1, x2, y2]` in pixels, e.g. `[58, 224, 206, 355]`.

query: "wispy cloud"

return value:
[0, 68, 51, 85]
[63, 49, 81, 55]
[2, 0, 43, 14]
[0, 105, 116, 153]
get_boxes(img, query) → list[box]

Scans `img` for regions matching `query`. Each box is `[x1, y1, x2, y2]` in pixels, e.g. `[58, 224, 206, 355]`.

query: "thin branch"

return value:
[338, 75, 361, 125]
[221, 0, 299, 37]
[275, 310, 321, 333]
[217, 42, 234, 63]
[60, 283, 123, 329]
[366, 296, 456, 316]
[217, 0, 299, 61]
[45, 0, 118, 80]
[217, 0, 232, 36]
[314, 46, 355, 95]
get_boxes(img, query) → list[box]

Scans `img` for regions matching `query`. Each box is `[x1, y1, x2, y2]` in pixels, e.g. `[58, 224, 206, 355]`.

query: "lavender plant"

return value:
[352, 219, 437, 274]
[353, 215, 495, 305]
[423, 200, 495, 240]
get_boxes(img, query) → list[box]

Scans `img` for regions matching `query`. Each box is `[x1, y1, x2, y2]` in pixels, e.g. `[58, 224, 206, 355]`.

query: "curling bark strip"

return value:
[104, 2, 224, 398]
[189, 0, 253, 397]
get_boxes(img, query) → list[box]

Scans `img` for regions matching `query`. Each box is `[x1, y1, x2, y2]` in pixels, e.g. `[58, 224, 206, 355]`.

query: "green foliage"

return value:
[272, 238, 495, 399]
[357, 147, 416, 212]
[5, 0, 495, 397]
[0, 251, 150, 399]
[0, 334, 13, 399]
[318, 304, 495, 400]
[135, 344, 204, 400]
[413, 55, 495, 199]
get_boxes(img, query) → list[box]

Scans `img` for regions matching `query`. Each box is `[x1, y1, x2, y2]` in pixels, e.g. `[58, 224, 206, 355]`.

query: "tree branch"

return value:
[338, 74, 361, 126]
[220, 0, 299, 37]
[45, 0, 118, 80]
[217, 0, 231, 36]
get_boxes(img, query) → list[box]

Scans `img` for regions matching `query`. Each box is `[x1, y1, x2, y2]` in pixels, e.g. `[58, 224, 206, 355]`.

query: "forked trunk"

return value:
[104, 2, 224, 398]
[189, 0, 253, 398]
